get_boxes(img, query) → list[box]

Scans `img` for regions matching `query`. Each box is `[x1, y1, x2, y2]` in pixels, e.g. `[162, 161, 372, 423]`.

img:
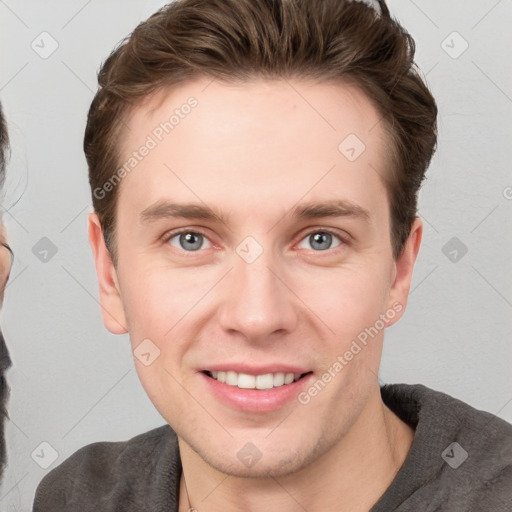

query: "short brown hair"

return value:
[85, 0, 437, 262]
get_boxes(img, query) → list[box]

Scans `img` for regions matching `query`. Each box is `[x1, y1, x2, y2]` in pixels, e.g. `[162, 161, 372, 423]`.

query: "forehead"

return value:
[123, 77, 385, 151]
[117, 77, 390, 220]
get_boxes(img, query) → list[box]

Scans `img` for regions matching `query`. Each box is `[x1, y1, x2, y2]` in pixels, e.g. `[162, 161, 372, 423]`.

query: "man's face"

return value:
[90, 77, 420, 477]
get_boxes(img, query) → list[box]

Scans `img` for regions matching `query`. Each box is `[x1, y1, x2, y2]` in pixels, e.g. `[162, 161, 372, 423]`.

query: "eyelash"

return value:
[162, 227, 350, 256]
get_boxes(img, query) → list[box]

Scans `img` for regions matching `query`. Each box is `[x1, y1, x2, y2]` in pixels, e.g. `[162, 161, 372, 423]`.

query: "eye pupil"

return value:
[180, 232, 203, 251]
[310, 232, 332, 251]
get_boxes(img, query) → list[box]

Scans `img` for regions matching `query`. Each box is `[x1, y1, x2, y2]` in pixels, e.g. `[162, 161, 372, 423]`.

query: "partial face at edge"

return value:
[0, 224, 11, 304]
[0, 223, 12, 482]
[89, 77, 421, 477]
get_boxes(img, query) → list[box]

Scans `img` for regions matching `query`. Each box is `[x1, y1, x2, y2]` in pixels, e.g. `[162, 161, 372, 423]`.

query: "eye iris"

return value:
[180, 232, 203, 251]
[310, 232, 332, 251]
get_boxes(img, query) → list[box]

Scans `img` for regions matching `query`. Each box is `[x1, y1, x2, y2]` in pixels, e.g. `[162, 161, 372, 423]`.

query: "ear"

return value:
[385, 217, 423, 327]
[88, 212, 128, 334]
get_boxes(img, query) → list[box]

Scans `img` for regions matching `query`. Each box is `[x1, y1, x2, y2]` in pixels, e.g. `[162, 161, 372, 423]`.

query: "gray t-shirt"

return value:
[32, 383, 512, 511]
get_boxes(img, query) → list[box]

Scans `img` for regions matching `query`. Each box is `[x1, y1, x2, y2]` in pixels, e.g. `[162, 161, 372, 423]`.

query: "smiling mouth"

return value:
[203, 370, 312, 390]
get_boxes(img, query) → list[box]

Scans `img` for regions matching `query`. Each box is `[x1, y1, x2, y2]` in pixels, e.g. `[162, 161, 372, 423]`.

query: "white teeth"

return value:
[237, 373, 256, 389]
[273, 373, 285, 386]
[256, 373, 274, 389]
[226, 371, 238, 386]
[208, 370, 304, 389]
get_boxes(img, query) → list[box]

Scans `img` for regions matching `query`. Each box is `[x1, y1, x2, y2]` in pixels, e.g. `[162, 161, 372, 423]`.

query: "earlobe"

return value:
[88, 212, 128, 334]
[386, 218, 423, 327]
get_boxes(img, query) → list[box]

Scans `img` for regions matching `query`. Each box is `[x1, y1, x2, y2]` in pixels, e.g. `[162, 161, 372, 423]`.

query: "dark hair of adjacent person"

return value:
[0, 101, 12, 480]
[84, 0, 437, 264]
[0, 102, 8, 189]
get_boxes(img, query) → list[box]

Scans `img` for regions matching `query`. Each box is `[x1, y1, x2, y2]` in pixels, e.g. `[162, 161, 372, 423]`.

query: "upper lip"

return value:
[202, 364, 311, 375]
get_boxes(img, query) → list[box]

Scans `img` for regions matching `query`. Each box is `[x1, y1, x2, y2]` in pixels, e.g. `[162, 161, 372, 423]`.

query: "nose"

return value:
[217, 245, 298, 343]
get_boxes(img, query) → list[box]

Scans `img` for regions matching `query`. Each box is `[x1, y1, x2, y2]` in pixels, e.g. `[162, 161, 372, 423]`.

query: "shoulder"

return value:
[438, 387, 512, 508]
[381, 383, 512, 509]
[382, 382, 512, 449]
[32, 424, 180, 511]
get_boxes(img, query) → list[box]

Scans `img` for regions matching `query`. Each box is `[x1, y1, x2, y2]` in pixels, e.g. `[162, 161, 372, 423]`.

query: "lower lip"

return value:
[200, 372, 314, 413]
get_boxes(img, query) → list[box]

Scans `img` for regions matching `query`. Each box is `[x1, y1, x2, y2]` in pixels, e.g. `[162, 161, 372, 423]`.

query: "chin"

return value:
[186, 431, 332, 480]
[205, 453, 307, 479]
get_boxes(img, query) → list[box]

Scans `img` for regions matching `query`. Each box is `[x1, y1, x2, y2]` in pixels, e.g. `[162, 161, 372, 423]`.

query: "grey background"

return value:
[0, 0, 511, 509]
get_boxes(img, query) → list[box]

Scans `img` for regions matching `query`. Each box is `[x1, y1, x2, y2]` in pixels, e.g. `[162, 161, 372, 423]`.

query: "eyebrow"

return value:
[141, 201, 227, 224]
[140, 199, 370, 225]
[292, 199, 370, 222]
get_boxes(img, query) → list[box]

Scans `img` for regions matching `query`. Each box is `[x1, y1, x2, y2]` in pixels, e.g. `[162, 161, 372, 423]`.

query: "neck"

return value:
[178, 390, 414, 512]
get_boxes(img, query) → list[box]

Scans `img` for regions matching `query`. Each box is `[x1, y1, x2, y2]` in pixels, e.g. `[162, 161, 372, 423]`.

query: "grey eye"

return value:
[297, 232, 342, 251]
[169, 232, 211, 252]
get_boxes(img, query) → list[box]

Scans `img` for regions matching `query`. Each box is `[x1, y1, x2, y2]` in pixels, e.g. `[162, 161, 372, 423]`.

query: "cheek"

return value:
[119, 264, 221, 399]
[120, 263, 203, 339]
[123, 268, 197, 409]
[293, 262, 391, 337]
